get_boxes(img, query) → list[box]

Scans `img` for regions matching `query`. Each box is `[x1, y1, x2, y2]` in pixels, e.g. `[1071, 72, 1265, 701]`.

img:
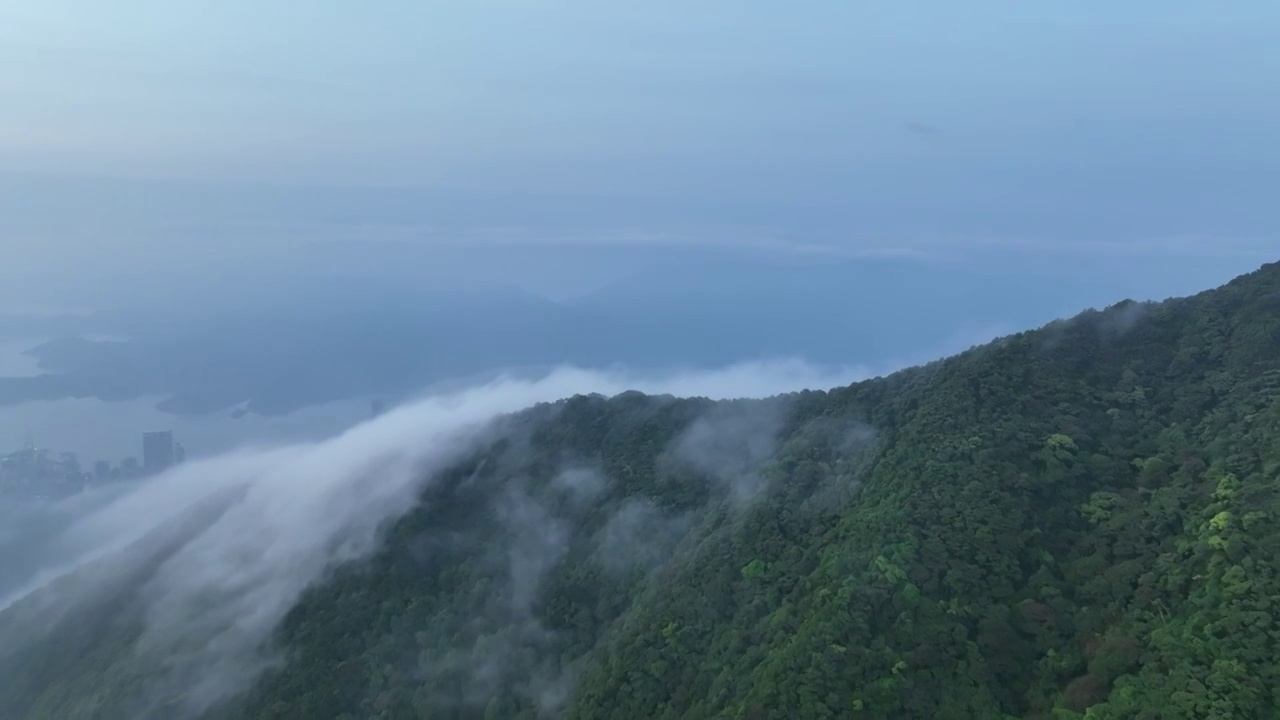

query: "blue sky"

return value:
[2, 2, 1278, 306]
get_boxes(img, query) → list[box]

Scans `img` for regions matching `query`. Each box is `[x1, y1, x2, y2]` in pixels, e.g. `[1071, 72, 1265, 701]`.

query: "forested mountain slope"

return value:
[4, 262, 1280, 719]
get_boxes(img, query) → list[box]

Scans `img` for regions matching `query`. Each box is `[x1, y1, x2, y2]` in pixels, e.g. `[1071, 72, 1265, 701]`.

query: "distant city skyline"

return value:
[0, 426, 192, 499]
[142, 430, 177, 474]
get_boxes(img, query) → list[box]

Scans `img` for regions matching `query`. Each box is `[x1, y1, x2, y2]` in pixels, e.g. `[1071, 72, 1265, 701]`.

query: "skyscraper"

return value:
[142, 431, 175, 474]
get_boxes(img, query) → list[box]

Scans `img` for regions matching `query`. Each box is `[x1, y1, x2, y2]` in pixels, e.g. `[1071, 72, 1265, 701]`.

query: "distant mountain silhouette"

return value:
[0, 256, 1242, 416]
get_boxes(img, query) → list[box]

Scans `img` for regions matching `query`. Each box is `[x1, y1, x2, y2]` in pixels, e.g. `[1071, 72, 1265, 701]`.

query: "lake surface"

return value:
[0, 337, 45, 377]
[0, 335, 375, 461]
[0, 315, 1021, 465]
[0, 394, 373, 464]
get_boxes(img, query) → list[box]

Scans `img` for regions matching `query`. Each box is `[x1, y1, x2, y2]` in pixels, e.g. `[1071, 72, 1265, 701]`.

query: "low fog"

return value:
[664, 397, 790, 508]
[0, 360, 862, 717]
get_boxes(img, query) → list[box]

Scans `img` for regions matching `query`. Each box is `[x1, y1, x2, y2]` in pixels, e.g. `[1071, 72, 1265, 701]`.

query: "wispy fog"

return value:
[665, 398, 789, 508]
[0, 360, 860, 716]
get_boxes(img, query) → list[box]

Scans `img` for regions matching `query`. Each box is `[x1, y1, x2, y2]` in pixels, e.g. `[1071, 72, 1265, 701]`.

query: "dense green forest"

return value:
[3, 262, 1280, 719]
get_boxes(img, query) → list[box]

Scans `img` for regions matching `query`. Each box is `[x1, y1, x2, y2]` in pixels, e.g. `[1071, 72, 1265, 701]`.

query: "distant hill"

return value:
[2, 261, 1278, 718]
[2, 255, 1241, 417]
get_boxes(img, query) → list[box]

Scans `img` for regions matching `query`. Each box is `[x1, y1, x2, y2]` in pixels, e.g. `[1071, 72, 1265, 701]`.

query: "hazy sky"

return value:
[2, 2, 1278, 304]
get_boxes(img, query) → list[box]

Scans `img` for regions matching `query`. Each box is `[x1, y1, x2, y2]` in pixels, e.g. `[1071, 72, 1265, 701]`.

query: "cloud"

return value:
[498, 486, 571, 618]
[1097, 300, 1154, 337]
[665, 397, 789, 508]
[594, 497, 694, 574]
[0, 359, 862, 717]
[549, 467, 608, 509]
[784, 417, 879, 515]
[417, 478, 585, 716]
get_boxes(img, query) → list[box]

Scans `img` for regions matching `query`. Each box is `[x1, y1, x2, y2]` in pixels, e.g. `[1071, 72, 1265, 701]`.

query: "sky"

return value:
[1, 1, 1277, 308]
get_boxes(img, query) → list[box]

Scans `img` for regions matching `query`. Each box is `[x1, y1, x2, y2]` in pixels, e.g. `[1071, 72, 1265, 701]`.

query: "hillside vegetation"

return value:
[4, 262, 1280, 719]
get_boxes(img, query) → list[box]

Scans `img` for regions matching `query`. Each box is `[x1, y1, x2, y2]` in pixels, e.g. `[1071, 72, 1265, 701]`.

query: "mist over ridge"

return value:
[2, 263, 1279, 718]
[4, 2, 1279, 715]
[0, 360, 862, 717]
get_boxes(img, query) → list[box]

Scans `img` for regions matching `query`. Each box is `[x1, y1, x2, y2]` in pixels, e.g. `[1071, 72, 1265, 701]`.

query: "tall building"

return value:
[142, 431, 175, 474]
[94, 460, 110, 480]
[370, 398, 385, 419]
[174, 442, 186, 465]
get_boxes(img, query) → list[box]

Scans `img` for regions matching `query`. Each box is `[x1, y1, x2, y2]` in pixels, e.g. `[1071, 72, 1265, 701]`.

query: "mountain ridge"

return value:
[1, 260, 1278, 719]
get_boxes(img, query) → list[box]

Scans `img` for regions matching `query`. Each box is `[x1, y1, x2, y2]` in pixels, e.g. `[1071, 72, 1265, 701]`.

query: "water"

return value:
[0, 395, 374, 465]
[0, 337, 45, 377]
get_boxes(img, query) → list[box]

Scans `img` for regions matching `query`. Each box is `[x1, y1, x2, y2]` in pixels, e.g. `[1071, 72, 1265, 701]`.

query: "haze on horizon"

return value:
[2, 1, 1277, 307]
[0, 2, 1277, 457]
